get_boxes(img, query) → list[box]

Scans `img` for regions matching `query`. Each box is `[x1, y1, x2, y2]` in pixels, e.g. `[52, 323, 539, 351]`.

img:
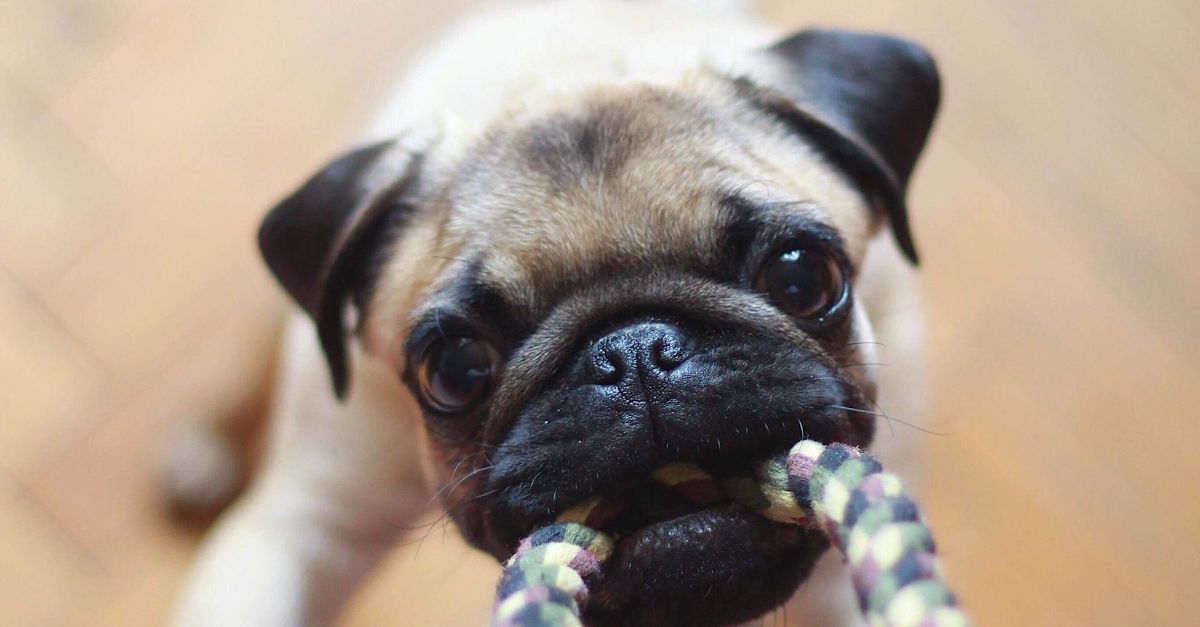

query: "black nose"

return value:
[586, 321, 691, 385]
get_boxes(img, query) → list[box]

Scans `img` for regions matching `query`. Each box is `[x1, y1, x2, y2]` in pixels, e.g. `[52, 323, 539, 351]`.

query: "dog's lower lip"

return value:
[585, 503, 819, 626]
[614, 503, 796, 554]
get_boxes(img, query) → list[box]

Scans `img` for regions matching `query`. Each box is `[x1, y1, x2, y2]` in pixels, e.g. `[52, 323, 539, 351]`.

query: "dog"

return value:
[171, 1, 938, 625]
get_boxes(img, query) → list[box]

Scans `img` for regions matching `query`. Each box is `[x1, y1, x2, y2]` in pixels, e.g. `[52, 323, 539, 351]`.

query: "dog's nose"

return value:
[586, 321, 691, 385]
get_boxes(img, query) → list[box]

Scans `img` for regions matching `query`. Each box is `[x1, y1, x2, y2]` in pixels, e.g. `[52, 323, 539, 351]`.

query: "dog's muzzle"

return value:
[461, 313, 874, 625]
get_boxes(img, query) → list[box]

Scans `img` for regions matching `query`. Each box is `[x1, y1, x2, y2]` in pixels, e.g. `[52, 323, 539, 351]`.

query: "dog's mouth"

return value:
[514, 460, 830, 626]
[474, 377, 874, 625]
[589, 505, 823, 626]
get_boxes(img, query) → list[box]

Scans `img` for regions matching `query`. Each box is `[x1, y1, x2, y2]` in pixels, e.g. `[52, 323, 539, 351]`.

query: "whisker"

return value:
[409, 486, 501, 554]
[827, 400, 896, 438]
[428, 453, 481, 505]
[842, 340, 885, 348]
[429, 461, 495, 508]
[876, 414, 952, 436]
[828, 404, 952, 436]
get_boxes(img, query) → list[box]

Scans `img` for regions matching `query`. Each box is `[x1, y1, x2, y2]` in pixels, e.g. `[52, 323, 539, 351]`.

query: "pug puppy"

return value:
[172, 1, 938, 625]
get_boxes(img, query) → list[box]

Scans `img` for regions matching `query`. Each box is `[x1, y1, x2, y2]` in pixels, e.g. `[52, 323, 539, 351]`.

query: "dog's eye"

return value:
[755, 246, 847, 320]
[417, 336, 499, 413]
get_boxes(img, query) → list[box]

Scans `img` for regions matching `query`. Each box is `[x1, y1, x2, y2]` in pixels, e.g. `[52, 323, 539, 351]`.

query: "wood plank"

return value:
[0, 0, 122, 102]
[0, 474, 101, 627]
[0, 109, 118, 288]
[0, 270, 109, 479]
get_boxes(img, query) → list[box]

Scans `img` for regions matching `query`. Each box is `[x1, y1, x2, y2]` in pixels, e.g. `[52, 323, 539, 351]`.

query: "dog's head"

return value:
[259, 29, 938, 625]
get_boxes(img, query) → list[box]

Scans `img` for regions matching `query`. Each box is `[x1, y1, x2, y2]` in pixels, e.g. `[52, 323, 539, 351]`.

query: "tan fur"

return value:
[364, 74, 879, 367]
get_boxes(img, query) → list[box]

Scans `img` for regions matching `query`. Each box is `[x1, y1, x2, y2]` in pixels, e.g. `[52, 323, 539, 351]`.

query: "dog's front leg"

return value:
[172, 314, 430, 626]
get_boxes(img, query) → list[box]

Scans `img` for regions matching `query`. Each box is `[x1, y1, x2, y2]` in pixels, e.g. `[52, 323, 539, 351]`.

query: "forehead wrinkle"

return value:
[517, 99, 642, 185]
[462, 154, 740, 318]
[436, 79, 873, 325]
[483, 183, 730, 317]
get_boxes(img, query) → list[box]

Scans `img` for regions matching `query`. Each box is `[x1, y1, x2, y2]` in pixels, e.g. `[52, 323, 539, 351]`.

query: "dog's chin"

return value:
[583, 504, 826, 626]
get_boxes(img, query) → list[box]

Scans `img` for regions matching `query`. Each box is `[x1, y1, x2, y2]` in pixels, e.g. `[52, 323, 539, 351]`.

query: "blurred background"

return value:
[1, 0, 1197, 624]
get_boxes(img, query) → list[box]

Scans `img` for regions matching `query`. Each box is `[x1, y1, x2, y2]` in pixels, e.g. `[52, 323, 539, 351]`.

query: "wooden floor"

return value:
[2, 1, 1197, 624]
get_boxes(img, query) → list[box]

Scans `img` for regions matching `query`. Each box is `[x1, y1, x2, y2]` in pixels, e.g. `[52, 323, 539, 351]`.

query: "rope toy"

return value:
[491, 440, 969, 627]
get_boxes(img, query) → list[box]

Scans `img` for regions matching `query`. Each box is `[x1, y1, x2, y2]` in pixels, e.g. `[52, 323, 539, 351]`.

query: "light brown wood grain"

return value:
[0, 1, 1196, 625]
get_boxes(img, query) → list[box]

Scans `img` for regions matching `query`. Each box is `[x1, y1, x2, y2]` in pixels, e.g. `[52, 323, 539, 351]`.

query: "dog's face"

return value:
[258, 30, 938, 626]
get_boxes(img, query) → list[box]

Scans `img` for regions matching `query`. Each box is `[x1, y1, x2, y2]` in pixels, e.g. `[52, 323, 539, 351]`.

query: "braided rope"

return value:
[491, 440, 969, 627]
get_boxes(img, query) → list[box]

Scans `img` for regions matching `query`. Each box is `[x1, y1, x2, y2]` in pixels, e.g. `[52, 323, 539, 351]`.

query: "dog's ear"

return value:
[747, 29, 940, 263]
[258, 139, 422, 398]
